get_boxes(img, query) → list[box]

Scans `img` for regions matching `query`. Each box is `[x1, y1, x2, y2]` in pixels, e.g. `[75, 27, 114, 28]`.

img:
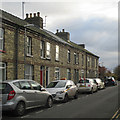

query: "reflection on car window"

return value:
[47, 81, 66, 88]
[29, 81, 41, 90]
[47, 82, 58, 88]
[19, 81, 31, 90]
[13, 82, 21, 89]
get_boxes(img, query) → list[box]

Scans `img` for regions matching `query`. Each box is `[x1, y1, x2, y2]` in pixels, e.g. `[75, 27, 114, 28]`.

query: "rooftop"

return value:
[0, 9, 99, 58]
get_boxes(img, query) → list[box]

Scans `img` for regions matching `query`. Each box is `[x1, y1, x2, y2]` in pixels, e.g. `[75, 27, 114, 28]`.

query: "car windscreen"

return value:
[47, 81, 66, 88]
[0, 83, 13, 94]
[96, 79, 101, 83]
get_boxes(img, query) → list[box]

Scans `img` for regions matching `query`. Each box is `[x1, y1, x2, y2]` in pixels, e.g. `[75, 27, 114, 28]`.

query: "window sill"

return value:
[26, 54, 33, 57]
[41, 57, 46, 60]
[0, 50, 6, 53]
[55, 60, 59, 62]
[74, 63, 79, 65]
[46, 57, 51, 60]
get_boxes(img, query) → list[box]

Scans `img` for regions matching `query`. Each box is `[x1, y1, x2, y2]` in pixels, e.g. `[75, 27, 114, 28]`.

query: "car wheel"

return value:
[14, 101, 25, 116]
[96, 87, 98, 92]
[46, 96, 53, 108]
[74, 91, 78, 99]
[63, 94, 69, 103]
[90, 88, 93, 94]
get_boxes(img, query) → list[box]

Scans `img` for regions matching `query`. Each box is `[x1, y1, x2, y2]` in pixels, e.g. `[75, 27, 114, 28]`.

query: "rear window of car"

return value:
[86, 80, 89, 83]
[78, 80, 84, 83]
[78, 80, 89, 83]
[0, 83, 13, 94]
[108, 78, 112, 81]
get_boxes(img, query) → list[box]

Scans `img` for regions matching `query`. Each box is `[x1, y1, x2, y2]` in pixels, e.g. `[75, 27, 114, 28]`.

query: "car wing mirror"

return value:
[41, 87, 46, 91]
[66, 85, 72, 89]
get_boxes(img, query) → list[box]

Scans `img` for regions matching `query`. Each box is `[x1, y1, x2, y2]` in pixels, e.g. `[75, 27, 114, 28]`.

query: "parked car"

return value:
[46, 80, 78, 102]
[105, 77, 117, 86]
[94, 78, 105, 89]
[77, 78, 98, 94]
[0, 79, 53, 116]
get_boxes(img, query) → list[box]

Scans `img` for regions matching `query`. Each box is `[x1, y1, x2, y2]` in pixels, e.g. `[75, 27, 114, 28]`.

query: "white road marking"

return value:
[36, 110, 44, 114]
[57, 104, 62, 107]
[21, 115, 30, 118]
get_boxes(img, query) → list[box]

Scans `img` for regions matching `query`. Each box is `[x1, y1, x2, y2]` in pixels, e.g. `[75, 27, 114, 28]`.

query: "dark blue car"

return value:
[105, 77, 117, 86]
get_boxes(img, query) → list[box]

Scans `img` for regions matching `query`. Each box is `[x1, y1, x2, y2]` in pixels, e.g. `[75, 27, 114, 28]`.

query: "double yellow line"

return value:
[111, 108, 120, 120]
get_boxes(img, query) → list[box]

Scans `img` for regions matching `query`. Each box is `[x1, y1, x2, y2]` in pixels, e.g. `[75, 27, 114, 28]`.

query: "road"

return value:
[2, 82, 120, 119]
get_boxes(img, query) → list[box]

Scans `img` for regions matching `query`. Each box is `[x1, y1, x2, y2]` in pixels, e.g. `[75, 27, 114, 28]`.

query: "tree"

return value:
[114, 65, 120, 80]
[105, 70, 114, 77]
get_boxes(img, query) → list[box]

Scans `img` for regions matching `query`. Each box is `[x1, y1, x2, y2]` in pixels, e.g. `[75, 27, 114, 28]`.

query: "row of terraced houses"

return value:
[0, 10, 99, 87]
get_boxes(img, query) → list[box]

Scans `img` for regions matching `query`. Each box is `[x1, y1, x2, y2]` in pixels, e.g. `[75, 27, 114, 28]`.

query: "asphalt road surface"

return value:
[2, 81, 120, 119]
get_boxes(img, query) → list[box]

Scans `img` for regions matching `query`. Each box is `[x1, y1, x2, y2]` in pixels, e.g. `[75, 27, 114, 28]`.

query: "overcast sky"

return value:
[1, 0, 119, 72]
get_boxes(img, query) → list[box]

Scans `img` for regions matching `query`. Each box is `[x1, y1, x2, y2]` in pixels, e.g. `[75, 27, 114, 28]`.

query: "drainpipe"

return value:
[14, 26, 19, 79]
[86, 53, 87, 78]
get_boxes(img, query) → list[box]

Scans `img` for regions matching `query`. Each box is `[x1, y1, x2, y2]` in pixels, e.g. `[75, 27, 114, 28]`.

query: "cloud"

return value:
[50, 16, 118, 70]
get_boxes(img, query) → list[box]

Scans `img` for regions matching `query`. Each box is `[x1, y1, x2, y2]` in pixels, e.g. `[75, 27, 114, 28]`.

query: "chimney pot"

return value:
[34, 13, 36, 17]
[30, 13, 32, 18]
[37, 12, 40, 17]
[62, 29, 65, 32]
[26, 13, 29, 18]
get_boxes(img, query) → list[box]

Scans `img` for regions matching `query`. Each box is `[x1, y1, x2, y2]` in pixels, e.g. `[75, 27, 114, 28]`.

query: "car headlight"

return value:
[56, 91, 64, 94]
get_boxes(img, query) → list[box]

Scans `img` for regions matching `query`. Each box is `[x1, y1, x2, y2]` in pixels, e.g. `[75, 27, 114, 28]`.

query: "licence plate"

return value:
[80, 84, 86, 87]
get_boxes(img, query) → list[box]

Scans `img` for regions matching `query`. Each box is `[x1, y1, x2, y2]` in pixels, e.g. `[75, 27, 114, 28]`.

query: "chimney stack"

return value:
[25, 12, 43, 29]
[56, 29, 70, 42]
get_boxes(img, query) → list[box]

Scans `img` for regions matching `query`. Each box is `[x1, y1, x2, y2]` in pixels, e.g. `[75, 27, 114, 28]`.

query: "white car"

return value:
[46, 80, 78, 102]
[77, 78, 98, 94]
[94, 78, 105, 89]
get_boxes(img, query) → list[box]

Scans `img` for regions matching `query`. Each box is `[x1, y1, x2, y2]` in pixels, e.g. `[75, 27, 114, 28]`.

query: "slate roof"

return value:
[0, 9, 99, 58]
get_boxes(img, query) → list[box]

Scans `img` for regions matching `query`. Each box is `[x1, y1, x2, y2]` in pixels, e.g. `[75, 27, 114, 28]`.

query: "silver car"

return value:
[77, 78, 98, 94]
[0, 79, 53, 116]
[46, 80, 78, 102]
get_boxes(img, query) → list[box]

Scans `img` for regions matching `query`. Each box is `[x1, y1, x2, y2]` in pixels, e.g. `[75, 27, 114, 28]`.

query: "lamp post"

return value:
[24, 24, 34, 79]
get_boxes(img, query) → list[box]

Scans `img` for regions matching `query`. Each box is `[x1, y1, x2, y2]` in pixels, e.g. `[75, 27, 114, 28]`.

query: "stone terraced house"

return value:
[0, 10, 99, 87]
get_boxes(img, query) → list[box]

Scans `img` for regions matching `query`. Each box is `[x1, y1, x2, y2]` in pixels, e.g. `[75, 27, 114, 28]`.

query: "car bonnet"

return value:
[46, 88, 65, 94]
